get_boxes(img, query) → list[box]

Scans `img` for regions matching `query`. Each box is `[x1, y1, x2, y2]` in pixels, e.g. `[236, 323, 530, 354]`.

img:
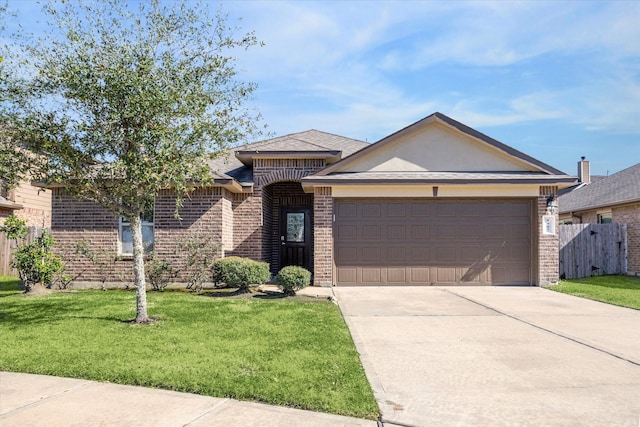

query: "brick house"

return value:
[559, 158, 640, 275]
[51, 112, 575, 286]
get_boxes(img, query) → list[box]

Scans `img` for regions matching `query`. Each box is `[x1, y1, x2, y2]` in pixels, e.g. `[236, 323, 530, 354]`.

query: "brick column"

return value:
[537, 186, 559, 286]
[313, 187, 333, 287]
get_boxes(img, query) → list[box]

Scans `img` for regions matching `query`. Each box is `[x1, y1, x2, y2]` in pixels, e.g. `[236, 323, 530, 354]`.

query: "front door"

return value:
[280, 207, 311, 271]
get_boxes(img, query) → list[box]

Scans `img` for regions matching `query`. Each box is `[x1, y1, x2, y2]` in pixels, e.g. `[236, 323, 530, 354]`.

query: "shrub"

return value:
[12, 231, 64, 291]
[146, 255, 176, 291]
[179, 233, 220, 293]
[276, 266, 311, 296]
[212, 257, 270, 292]
[0, 215, 64, 292]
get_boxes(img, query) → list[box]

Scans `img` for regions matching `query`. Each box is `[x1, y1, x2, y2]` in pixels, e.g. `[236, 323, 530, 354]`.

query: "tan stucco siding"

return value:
[332, 184, 541, 198]
[337, 123, 535, 173]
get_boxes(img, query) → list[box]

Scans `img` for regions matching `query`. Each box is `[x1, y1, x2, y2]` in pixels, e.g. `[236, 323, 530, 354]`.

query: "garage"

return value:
[334, 199, 533, 286]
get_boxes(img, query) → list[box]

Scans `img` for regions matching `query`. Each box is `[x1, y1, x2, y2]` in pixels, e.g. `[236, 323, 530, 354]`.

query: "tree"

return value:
[1, 0, 262, 322]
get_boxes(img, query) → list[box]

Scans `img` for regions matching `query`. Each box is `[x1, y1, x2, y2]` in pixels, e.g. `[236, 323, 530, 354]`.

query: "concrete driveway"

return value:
[335, 286, 640, 427]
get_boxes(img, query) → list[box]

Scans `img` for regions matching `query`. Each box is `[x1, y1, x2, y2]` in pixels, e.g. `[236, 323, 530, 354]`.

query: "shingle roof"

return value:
[237, 129, 367, 154]
[207, 130, 368, 184]
[0, 196, 22, 210]
[558, 163, 640, 213]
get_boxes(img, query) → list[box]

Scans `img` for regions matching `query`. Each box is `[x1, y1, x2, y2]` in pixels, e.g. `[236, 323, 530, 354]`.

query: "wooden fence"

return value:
[559, 223, 627, 279]
[0, 226, 45, 276]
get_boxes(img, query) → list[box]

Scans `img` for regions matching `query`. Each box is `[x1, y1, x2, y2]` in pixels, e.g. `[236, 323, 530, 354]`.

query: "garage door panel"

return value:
[336, 246, 358, 262]
[410, 268, 430, 283]
[436, 268, 457, 283]
[388, 246, 407, 261]
[410, 203, 432, 217]
[336, 267, 357, 284]
[336, 202, 358, 218]
[387, 268, 406, 283]
[334, 199, 532, 286]
[411, 224, 430, 239]
[387, 203, 407, 217]
[410, 246, 431, 261]
[362, 203, 381, 217]
[362, 247, 382, 262]
[362, 224, 381, 239]
[436, 225, 457, 239]
[387, 224, 407, 239]
[362, 268, 382, 283]
[337, 224, 358, 240]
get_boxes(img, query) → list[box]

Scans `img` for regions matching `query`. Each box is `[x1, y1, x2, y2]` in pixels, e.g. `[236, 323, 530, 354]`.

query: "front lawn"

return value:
[0, 278, 379, 419]
[551, 275, 640, 310]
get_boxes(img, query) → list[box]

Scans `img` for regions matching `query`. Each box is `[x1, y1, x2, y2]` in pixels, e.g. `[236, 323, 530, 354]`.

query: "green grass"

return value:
[551, 275, 640, 310]
[0, 277, 379, 419]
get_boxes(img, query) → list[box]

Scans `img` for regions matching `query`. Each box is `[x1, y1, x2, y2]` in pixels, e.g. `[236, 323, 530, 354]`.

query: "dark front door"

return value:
[280, 207, 311, 271]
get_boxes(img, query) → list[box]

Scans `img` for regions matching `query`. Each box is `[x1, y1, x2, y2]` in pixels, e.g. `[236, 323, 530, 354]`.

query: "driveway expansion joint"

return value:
[442, 288, 640, 367]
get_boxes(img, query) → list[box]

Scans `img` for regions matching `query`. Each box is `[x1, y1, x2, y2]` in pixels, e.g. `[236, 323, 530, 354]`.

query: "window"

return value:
[597, 212, 612, 224]
[119, 207, 154, 255]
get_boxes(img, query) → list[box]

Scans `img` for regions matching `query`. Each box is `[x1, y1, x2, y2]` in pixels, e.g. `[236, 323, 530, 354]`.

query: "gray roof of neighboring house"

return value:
[558, 163, 640, 213]
[207, 130, 369, 184]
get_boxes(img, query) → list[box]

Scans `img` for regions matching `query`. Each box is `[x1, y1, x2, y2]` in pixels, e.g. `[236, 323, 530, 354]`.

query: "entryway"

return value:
[262, 181, 313, 274]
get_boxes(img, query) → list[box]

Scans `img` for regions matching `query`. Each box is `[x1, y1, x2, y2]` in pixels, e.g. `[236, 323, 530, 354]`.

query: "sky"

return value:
[4, 0, 640, 177]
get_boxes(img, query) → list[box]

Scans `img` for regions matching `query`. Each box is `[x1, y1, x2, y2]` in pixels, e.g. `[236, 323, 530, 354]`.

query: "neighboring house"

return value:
[558, 158, 640, 274]
[0, 180, 51, 227]
[51, 112, 575, 286]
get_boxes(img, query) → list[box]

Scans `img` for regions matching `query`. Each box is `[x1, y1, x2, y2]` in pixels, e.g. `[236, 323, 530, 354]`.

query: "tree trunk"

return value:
[130, 215, 150, 323]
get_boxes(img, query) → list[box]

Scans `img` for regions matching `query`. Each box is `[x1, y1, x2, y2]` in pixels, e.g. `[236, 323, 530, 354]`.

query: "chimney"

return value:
[577, 156, 590, 184]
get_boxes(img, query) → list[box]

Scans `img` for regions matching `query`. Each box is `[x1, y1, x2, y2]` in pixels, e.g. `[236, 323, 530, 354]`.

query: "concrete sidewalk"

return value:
[0, 371, 377, 427]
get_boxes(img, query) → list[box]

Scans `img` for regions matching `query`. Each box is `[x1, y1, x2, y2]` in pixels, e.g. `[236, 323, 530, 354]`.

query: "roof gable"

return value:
[316, 112, 565, 176]
[559, 163, 640, 213]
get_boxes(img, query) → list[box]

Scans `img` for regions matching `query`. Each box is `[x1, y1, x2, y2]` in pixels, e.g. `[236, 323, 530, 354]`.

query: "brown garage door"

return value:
[334, 199, 533, 286]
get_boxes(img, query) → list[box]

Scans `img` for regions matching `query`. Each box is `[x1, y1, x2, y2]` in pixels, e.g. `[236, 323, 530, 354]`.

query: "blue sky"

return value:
[5, 0, 640, 176]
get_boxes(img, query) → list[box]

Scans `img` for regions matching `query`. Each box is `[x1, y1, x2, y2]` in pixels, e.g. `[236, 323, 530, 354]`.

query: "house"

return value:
[51, 112, 575, 286]
[0, 180, 51, 227]
[559, 158, 640, 275]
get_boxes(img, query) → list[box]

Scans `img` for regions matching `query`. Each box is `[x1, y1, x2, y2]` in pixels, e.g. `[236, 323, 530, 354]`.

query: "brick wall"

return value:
[52, 187, 230, 283]
[613, 203, 640, 274]
[537, 187, 559, 285]
[313, 187, 333, 286]
[231, 158, 325, 271]
[153, 187, 227, 277]
[230, 191, 263, 260]
[51, 188, 130, 282]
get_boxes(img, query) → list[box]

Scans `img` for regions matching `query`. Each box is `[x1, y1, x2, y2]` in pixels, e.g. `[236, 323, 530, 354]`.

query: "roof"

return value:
[303, 171, 575, 186]
[0, 196, 22, 210]
[559, 163, 640, 213]
[207, 130, 368, 184]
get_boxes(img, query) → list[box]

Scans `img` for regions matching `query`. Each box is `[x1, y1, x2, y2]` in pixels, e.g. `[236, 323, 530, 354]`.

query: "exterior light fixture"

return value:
[546, 195, 558, 215]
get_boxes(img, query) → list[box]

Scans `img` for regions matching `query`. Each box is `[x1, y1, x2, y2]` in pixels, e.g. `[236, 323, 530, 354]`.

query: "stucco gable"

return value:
[317, 112, 564, 176]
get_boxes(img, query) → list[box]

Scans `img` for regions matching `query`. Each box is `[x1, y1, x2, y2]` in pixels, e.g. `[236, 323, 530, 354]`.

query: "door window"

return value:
[286, 212, 305, 242]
